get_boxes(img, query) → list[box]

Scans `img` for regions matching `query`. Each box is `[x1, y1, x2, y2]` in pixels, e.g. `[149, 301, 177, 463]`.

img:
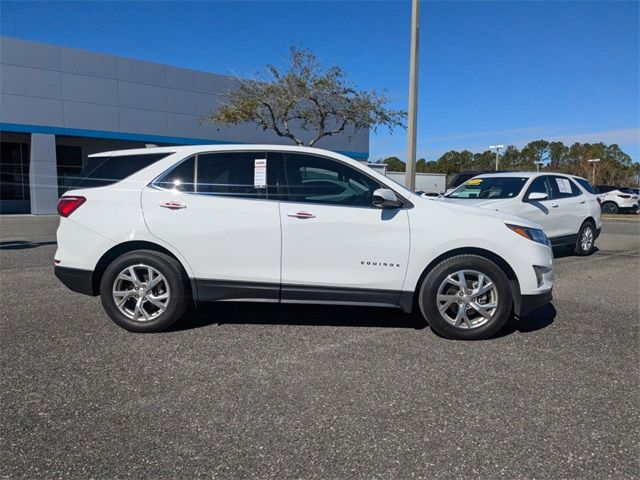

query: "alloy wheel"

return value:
[580, 226, 594, 252]
[436, 270, 499, 329]
[112, 264, 170, 322]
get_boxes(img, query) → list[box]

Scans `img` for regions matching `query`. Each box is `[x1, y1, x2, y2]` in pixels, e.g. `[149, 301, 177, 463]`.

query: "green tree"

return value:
[548, 141, 568, 170]
[381, 156, 406, 172]
[203, 47, 406, 146]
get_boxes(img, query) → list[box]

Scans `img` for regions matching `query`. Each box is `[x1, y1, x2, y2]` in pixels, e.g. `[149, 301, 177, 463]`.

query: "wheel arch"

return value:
[406, 247, 521, 314]
[91, 241, 196, 299]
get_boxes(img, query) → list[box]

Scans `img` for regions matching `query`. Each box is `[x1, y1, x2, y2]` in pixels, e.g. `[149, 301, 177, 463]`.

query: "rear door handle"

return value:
[158, 201, 187, 210]
[287, 211, 316, 219]
[551, 203, 559, 208]
[579, 200, 586, 204]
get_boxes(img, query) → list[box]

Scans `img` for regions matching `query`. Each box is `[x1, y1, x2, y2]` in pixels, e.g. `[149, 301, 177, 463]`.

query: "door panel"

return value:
[141, 152, 282, 289]
[278, 153, 410, 299]
[280, 203, 410, 292]
[520, 176, 558, 237]
[549, 176, 588, 238]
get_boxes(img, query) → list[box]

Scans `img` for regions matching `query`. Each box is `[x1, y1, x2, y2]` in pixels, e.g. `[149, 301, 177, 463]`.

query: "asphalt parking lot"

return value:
[1, 215, 638, 479]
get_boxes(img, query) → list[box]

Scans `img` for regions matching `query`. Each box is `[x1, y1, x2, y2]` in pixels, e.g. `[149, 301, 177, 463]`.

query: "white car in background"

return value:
[54, 145, 554, 340]
[440, 172, 601, 255]
[594, 186, 639, 214]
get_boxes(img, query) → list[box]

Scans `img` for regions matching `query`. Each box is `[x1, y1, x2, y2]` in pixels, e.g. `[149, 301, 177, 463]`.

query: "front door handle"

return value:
[158, 201, 187, 210]
[550, 203, 559, 208]
[579, 200, 586, 204]
[287, 211, 316, 219]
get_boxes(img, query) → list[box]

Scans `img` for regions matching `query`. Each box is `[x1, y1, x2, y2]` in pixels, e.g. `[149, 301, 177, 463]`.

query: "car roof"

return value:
[88, 144, 353, 159]
[474, 171, 585, 180]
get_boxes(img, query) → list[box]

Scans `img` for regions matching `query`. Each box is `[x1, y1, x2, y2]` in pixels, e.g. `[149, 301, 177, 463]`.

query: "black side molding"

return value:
[194, 279, 410, 311]
[196, 279, 280, 302]
[281, 284, 403, 309]
[54, 266, 96, 296]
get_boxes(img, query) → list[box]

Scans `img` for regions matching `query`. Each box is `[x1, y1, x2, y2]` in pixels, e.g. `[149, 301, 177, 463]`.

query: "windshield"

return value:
[446, 177, 528, 199]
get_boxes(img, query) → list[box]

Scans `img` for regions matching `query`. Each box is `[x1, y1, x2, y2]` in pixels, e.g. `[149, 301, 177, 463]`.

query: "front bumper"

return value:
[515, 290, 553, 317]
[54, 266, 96, 296]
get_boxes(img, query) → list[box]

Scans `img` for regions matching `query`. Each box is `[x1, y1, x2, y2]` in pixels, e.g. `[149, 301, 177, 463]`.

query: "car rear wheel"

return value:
[100, 250, 190, 332]
[574, 221, 596, 256]
[601, 201, 618, 214]
[418, 255, 512, 340]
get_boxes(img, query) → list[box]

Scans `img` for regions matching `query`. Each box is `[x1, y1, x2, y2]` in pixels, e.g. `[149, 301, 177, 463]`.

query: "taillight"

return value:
[617, 194, 631, 199]
[57, 196, 86, 217]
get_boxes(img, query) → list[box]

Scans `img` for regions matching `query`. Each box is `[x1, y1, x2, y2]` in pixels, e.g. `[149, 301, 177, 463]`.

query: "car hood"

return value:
[437, 197, 508, 210]
[428, 197, 541, 230]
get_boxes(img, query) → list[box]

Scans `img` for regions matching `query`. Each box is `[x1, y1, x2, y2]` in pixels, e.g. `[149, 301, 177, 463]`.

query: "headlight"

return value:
[505, 224, 549, 246]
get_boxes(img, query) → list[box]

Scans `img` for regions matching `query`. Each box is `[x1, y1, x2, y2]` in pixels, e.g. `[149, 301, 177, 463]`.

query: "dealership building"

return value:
[0, 36, 369, 214]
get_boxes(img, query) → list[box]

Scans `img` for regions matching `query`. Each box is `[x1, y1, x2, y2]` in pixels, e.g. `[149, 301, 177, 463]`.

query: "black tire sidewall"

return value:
[100, 250, 189, 332]
[419, 255, 512, 340]
[602, 202, 618, 214]
[574, 221, 595, 256]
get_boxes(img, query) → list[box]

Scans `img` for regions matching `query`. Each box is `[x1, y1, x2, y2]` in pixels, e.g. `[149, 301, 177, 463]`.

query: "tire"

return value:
[99, 250, 191, 332]
[601, 201, 618, 214]
[418, 255, 512, 340]
[574, 220, 596, 256]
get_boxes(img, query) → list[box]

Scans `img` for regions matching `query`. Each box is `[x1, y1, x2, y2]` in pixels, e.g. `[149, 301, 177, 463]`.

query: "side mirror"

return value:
[372, 188, 403, 209]
[527, 192, 548, 201]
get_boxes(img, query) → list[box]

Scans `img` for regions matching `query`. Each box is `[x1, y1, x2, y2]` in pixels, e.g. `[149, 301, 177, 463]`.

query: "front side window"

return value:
[283, 153, 381, 207]
[526, 176, 553, 199]
[447, 177, 528, 199]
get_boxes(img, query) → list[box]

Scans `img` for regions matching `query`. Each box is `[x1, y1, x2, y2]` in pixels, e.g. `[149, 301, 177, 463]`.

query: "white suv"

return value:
[594, 186, 639, 214]
[441, 172, 602, 255]
[54, 145, 554, 340]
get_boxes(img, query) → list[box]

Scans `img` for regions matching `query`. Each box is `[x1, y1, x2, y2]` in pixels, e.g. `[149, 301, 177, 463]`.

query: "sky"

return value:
[1, 0, 638, 162]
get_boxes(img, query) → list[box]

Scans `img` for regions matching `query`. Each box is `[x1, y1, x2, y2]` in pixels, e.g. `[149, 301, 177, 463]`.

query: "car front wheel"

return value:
[100, 250, 190, 332]
[418, 255, 512, 340]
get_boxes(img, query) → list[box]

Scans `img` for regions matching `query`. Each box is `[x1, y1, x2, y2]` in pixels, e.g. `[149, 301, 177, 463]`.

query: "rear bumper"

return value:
[54, 266, 96, 296]
[515, 290, 553, 317]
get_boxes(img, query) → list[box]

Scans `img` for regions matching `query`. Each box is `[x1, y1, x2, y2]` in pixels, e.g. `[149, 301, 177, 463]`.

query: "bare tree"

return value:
[202, 47, 406, 146]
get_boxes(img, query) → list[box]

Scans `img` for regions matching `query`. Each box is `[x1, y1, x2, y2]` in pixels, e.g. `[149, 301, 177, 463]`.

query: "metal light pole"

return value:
[588, 158, 600, 184]
[489, 145, 503, 171]
[405, 0, 420, 190]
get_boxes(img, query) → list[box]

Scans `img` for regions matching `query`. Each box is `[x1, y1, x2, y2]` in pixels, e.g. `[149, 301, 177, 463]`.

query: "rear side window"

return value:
[154, 157, 195, 192]
[153, 151, 286, 200]
[574, 178, 595, 194]
[74, 153, 170, 189]
[550, 176, 580, 198]
[196, 152, 266, 198]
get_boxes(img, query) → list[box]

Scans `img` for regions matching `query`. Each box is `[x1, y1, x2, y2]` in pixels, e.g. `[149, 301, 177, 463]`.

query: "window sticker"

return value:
[465, 178, 483, 185]
[254, 158, 267, 188]
[556, 178, 571, 194]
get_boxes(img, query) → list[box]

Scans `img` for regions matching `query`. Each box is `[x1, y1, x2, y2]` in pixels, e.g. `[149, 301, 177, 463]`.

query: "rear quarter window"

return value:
[573, 178, 595, 194]
[72, 153, 171, 189]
